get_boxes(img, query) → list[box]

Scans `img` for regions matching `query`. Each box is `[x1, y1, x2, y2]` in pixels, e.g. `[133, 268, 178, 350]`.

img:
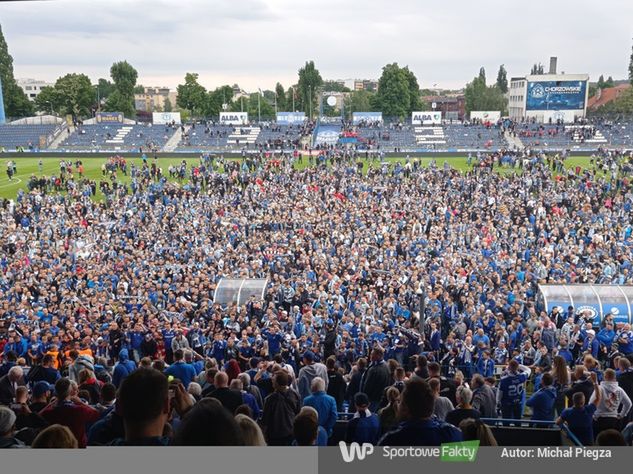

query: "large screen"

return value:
[526, 80, 587, 111]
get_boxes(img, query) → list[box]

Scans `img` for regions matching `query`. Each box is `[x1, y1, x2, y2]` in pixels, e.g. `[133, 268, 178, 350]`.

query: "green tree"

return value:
[41, 74, 95, 117]
[597, 75, 605, 89]
[176, 73, 207, 117]
[348, 90, 374, 113]
[605, 76, 615, 88]
[479, 67, 486, 85]
[97, 78, 115, 100]
[204, 85, 233, 117]
[163, 97, 172, 112]
[0, 24, 33, 118]
[630, 39, 633, 86]
[592, 86, 633, 114]
[286, 86, 298, 111]
[323, 80, 350, 93]
[134, 84, 145, 94]
[531, 63, 544, 75]
[374, 63, 415, 117]
[33, 86, 58, 115]
[275, 82, 286, 111]
[464, 69, 508, 115]
[403, 66, 422, 112]
[297, 61, 323, 118]
[105, 60, 138, 117]
[496, 64, 508, 93]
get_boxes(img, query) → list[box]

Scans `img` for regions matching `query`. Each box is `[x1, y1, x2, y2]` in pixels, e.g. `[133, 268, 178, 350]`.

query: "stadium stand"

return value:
[0, 123, 60, 151]
[59, 123, 177, 151]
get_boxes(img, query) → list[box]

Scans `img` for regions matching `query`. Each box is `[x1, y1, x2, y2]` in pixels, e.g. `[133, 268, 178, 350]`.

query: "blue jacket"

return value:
[164, 361, 197, 387]
[476, 358, 495, 377]
[526, 386, 556, 421]
[346, 411, 381, 445]
[112, 349, 137, 388]
[303, 391, 338, 436]
[378, 419, 463, 446]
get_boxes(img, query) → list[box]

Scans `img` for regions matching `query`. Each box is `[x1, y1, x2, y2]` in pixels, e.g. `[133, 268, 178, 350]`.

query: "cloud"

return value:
[2, 0, 632, 91]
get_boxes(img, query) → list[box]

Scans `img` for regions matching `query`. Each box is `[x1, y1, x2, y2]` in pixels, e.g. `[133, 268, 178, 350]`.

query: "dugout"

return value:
[213, 278, 268, 306]
[537, 284, 633, 325]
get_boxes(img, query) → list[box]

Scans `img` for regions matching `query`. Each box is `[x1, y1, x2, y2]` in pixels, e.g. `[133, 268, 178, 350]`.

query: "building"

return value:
[422, 95, 466, 121]
[353, 79, 378, 92]
[508, 58, 589, 123]
[587, 84, 631, 111]
[17, 78, 53, 101]
[134, 86, 177, 112]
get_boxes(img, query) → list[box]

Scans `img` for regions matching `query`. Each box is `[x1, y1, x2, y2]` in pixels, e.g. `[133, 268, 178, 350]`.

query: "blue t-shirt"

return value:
[560, 404, 597, 446]
[164, 361, 197, 387]
[526, 387, 556, 421]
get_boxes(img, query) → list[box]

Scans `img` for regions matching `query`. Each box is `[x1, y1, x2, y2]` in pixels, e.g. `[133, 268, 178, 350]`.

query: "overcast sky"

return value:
[2, 0, 632, 92]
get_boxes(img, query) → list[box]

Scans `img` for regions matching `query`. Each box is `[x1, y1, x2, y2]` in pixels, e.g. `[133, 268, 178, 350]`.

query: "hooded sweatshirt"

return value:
[526, 386, 557, 421]
[112, 349, 137, 388]
[297, 363, 328, 401]
[589, 380, 633, 419]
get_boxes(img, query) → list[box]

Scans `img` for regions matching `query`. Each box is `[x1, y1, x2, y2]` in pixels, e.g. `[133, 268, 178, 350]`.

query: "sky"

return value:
[1, 0, 632, 92]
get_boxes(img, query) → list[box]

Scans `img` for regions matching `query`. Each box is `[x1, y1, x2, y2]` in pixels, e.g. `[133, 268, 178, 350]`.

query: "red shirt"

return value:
[40, 402, 101, 447]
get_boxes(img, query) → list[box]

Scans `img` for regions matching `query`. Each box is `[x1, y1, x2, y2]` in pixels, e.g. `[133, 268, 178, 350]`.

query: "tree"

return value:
[297, 61, 323, 118]
[176, 73, 207, 117]
[36, 73, 94, 117]
[479, 67, 486, 85]
[105, 61, 138, 117]
[597, 75, 605, 89]
[97, 78, 115, 100]
[630, 39, 633, 86]
[348, 90, 374, 113]
[403, 66, 422, 113]
[204, 85, 233, 117]
[0, 24, 33, 118]
[496, 65, 508, 93]
[592, 86, 633, 114]
[275, 82, 286, 111]
[134, 84, 145, 94]
[464, 68, 508, 115]
[163, 97, 172, 112]
[605, 76, 615, 88]
[374, 63, 411, 117]
[323, 80, 350, 93]
[531, 63, 544, 75]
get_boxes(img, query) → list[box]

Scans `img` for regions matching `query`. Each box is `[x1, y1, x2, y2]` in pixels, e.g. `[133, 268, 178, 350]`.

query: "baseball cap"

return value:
[303, 350, 315, 362]
[32, 381, 53, 397]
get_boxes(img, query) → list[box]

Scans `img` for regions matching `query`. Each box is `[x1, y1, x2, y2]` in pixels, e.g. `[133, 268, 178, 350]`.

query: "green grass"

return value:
[0, 155, 599, 200]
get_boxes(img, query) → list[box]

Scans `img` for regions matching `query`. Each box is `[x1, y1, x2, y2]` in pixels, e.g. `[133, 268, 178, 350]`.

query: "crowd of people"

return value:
[1, 149, 633, 448]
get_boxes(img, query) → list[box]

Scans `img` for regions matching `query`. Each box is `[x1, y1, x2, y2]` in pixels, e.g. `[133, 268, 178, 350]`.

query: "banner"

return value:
[412, 111, 442, 125]
[352, 112, 383, 125]
[95, 112, 124, 124]
[219, 112, 248, 125]
[526, 80, 587, 111]
[469, 111, 501, 123]
[153, 112, 181, 124]
[276, 112, 306, 125]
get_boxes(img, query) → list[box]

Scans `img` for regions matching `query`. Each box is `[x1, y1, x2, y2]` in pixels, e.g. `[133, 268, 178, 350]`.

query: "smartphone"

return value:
[168, 388, 175, 400]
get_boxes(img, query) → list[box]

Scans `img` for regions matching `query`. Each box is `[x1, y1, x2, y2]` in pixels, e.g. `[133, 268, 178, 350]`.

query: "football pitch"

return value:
[0, 155, 597, 200]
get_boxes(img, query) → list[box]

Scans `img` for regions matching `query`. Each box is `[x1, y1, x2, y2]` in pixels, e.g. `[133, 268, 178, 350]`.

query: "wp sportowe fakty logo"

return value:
[339, 442, 374, 462]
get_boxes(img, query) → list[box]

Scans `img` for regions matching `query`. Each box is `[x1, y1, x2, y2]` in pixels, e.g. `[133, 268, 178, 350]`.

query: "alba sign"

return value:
[412, 111, 442, 125]
[219, 112, 248, 125]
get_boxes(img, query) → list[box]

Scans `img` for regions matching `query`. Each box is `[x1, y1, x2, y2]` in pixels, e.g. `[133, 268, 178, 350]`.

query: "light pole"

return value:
[45, 101, 53, 116]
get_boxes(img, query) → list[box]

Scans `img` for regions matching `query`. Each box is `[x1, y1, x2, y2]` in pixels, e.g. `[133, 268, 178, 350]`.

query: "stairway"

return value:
[504, 131, 524, 150]
[163, 125, 189, 152]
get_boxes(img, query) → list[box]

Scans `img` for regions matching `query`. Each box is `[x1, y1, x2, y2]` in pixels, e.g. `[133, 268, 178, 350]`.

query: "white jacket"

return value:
[589, 380, 632, 419]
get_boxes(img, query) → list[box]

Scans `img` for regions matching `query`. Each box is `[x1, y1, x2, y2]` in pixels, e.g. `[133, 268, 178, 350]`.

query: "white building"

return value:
[509, 73, 589, 123]
[17, 78, 53, 101]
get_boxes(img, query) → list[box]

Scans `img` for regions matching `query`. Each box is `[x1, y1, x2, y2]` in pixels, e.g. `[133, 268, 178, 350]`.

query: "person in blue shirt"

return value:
[378, 379, 462, 446]
[497, 360, 532, 420]
[211, 333, 228, 365]
[596, 323, 616, 352]
[557, 372, 601, 446]
[164, 349, 197, 388]
[112, 349, 137, 388]
[582, 330, 600, 359]
[303, 377, 337, 437]
[345, 392, 380, 445]
[617, 325, 633, 355]
[476, 351, 495, 378]
[262, 325, 284, 357]
[526, 373, 557, 421]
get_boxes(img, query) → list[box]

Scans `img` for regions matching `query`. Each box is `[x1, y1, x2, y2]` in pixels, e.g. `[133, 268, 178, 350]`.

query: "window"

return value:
[25, 86, 32, 90]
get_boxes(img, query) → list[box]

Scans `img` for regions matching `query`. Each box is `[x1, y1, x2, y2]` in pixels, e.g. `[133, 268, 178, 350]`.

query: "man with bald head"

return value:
[0, 366, 24, 406]
[208, 371, 243, 415]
